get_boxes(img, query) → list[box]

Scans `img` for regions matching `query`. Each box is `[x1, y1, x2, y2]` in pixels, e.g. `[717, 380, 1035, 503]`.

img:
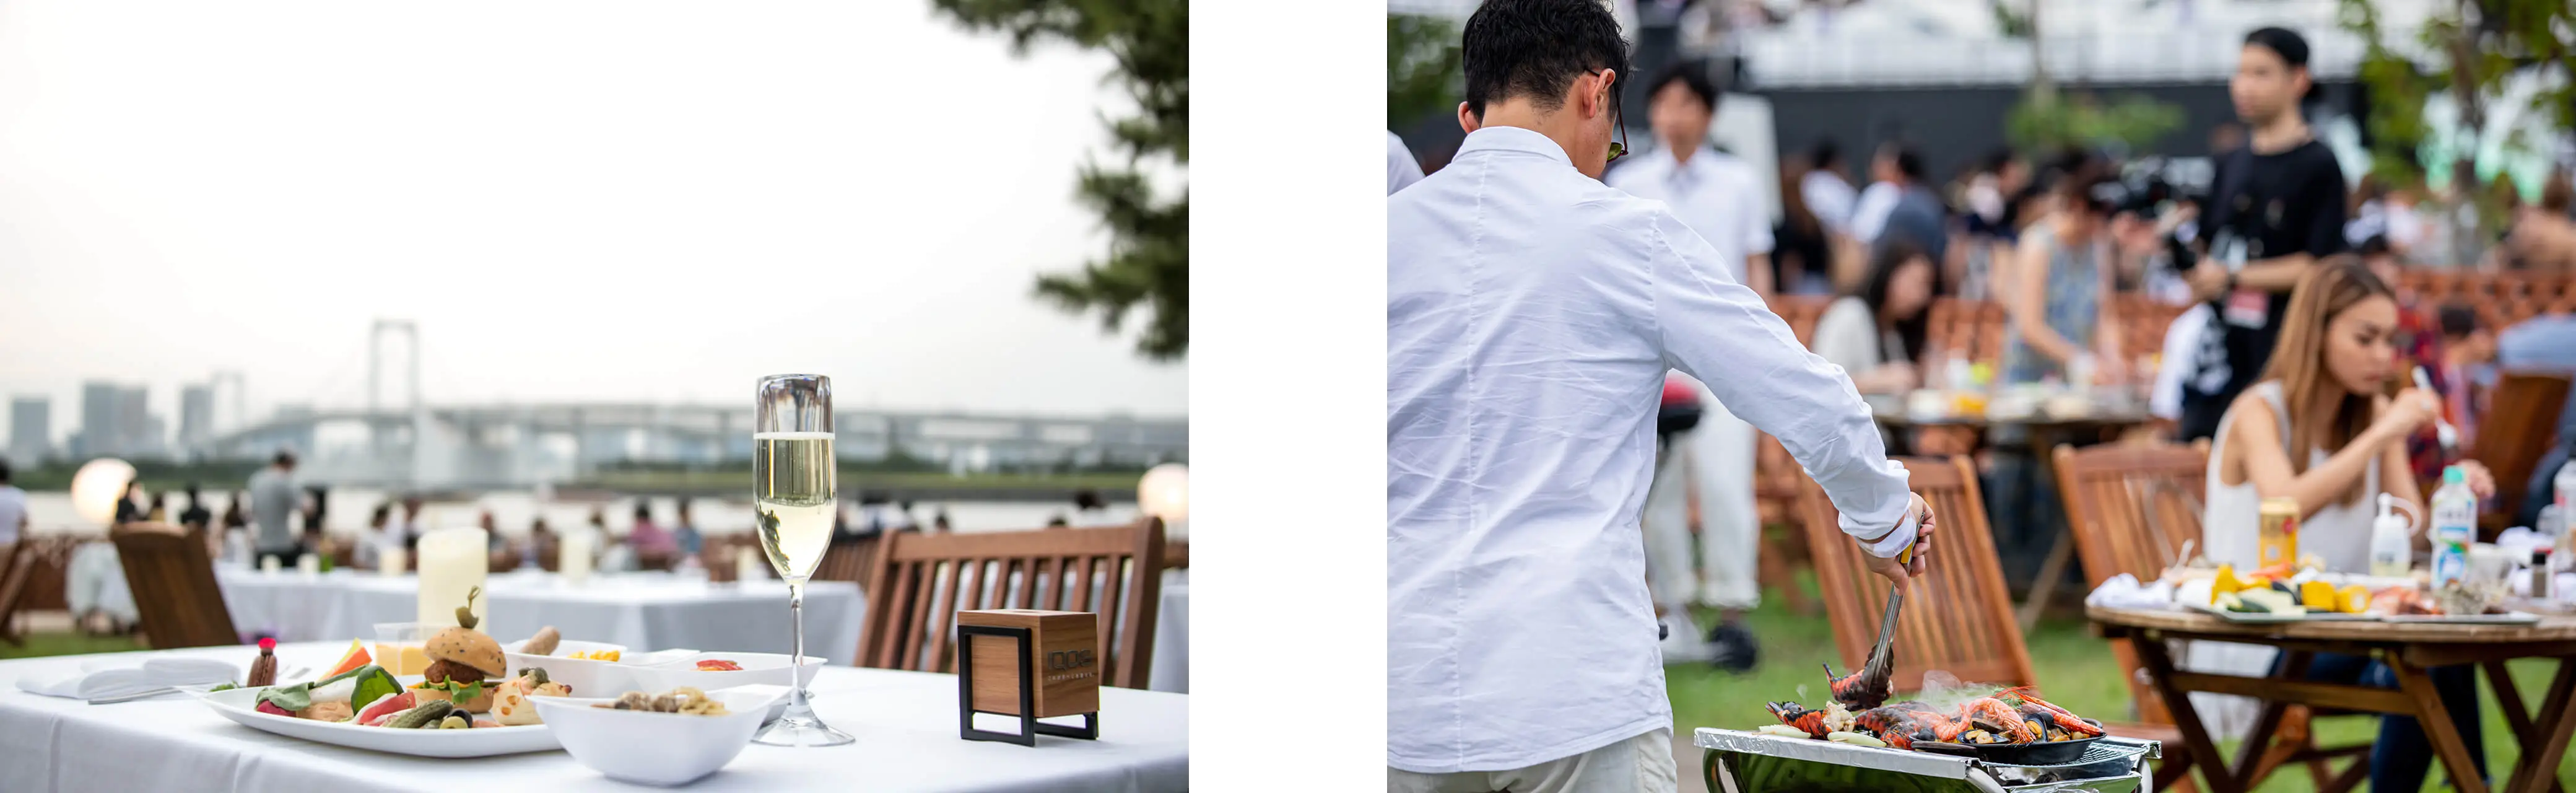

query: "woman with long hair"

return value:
[1810, 241, 1934, 393]
[2200, 257, 2499, 791]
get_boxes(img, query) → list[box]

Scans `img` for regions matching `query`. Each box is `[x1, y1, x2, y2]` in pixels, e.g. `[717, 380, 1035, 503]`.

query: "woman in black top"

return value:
[1773, 162, 1834, 295]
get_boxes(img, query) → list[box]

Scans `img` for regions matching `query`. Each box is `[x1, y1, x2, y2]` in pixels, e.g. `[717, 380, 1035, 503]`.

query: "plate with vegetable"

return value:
[194, 666, 563, 757]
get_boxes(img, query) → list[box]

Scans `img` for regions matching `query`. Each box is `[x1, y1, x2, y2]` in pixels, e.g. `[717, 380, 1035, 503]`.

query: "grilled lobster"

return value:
[1822, 662, 1893, 710]
[1767, 701, 1833, 738]
[1852, 703, 1951, 750]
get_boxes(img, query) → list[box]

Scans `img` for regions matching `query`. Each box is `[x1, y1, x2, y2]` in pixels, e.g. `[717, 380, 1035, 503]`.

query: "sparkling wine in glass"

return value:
[751, 373, 853, 747]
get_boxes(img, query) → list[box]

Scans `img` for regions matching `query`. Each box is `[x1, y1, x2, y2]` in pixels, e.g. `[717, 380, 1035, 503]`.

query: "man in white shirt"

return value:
[1388, 130, 1426, 194]
[0, 459, 27, 546]
[1603, 61, 1773, 670]
[1388, 2, 1934, 789]
[1799, 139, 1858, 234]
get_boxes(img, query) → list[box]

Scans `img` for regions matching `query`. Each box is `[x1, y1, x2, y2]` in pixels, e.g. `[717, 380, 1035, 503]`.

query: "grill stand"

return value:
[1697, 727, 2160, 793]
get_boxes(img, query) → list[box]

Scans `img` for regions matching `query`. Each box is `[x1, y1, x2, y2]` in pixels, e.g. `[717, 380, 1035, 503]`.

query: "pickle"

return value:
[389, 701, 455, 729]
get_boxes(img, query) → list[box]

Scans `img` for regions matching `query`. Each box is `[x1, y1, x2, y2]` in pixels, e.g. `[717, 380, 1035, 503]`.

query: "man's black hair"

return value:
[633, 502, 653, 520]
[273, 449, 295, 467]
[1809, 139, 1843, 172]
[2437, 305, 2480, 340]
[2243, 27, 2310, 68]
[1980, 148, 2017, 176]
[1645, 60, 1718, 114]
[1073, 489, 1105, 511]
[2357, 234, 2394, 258]
[1882, 143, 1925, 182]
[1461, 0, 1631, 119]
[0, 458, 10, 483]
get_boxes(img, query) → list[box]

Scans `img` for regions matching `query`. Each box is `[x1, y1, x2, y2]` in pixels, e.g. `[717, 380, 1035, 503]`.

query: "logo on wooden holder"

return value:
[956, 609, 1100, 745]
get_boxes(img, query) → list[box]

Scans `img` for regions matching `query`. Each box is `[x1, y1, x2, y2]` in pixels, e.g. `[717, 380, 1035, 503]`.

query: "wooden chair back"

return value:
[110, 524, 240, 649]
[2473, 370, 2572, 520]
[812, 535, 879, 583]
[2051, 441, 2211, 724]
[861, 519, 1165, 689]
[1795, 457, 2035, 693]
[0, 543, 32, 646]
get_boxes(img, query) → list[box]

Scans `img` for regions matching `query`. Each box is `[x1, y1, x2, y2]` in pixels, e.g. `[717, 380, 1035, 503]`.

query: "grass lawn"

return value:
[0, 631, 146, 660]
[1671, 578, 2576, 792]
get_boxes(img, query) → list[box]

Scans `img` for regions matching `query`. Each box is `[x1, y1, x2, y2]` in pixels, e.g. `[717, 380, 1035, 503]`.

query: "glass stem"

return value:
[789, 579, 809, 709]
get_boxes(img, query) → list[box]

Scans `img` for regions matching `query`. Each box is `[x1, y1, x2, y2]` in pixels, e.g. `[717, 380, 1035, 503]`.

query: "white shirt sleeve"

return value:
[1850, 183, 1899, 243]
[1646, 211, 1915, 554]
[1388, 131, 1426, 195]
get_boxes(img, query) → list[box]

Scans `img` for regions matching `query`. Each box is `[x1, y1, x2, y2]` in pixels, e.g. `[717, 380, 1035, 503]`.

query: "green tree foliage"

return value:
[933, 0, 1188, 361]
[2004, 91, 2185, 154]
[2338, 0, 2575, 190]
[1390, 14, 1463, 128]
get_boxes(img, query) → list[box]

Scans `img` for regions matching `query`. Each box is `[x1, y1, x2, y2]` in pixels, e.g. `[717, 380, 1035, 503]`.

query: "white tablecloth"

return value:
[216, 569, 869, 665]
[0, 642, 1186, 792]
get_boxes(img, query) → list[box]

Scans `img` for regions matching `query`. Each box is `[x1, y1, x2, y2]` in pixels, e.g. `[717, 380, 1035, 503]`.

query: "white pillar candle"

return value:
[380, 545, 407, 577]
[296, 554, 320, 576]
[735, 546, 767, 582]
[559, 528, 595, 585]
[259, 555, 282, 574]
[417, 527, 490, 628]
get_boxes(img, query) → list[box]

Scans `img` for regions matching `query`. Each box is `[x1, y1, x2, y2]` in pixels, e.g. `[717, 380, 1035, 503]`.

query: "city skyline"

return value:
[0, 1, 1188, 447]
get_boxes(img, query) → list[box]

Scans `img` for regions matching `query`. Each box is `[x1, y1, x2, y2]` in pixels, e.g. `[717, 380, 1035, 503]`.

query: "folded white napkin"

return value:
[15, 657, 240, 700]
[2085, 573, 2176, 609]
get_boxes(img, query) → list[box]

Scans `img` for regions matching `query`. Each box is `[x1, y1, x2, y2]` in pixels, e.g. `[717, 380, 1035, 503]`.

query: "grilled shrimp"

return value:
[1999, 686, 2104, 738]
[1956, 696, 2042, 743]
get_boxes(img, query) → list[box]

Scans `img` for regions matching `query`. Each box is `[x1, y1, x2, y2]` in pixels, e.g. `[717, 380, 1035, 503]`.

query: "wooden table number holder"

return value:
[957, 609, 1101, 745]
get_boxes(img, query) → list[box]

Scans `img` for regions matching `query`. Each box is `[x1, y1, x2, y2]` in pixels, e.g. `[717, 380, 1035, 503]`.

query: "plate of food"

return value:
[197, 588, 578, 758]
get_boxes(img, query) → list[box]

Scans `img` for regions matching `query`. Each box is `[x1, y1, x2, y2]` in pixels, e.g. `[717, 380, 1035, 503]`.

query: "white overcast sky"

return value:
[0, 1, 1185, 449]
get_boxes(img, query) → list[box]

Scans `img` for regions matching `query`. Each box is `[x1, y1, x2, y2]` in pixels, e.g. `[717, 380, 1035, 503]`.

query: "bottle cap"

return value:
[2443, 465, 2465, 484]
[257, 636, 276, 653]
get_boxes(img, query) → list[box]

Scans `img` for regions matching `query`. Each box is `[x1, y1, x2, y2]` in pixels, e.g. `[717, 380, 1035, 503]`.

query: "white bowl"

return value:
[531, 686, 784, 786]
[503, 639, 632, 696]
[627, 651, 827, 694]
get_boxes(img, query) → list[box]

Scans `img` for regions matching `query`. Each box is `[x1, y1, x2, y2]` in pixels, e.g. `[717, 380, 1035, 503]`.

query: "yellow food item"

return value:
[564, 649, 620, 661]
[2300, 580, 2338, 611]
[2337, 585, 2371, 614]
[372, 642, 433, 676]
[2211, 565, 2245, 603]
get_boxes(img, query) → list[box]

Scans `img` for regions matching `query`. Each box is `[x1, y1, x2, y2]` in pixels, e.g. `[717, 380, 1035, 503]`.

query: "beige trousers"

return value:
[1387, 728, 1679, 793]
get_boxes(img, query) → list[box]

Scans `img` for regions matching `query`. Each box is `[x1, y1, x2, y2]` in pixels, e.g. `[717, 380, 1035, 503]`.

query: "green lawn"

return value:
[0, 631, 146, 660]
[1672, 577, 2576, 792]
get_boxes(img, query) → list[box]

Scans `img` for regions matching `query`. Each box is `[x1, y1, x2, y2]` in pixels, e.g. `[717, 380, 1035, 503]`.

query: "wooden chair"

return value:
[2473, 370, 2573, 528]
[2050, 442, 2209, 726]
[110, 524, 241, 649]
[860, 519, 1165, 690]
[1796, 458, 2196, 792]
[812, 535, 880, 583]
[0, 543, 32, 647]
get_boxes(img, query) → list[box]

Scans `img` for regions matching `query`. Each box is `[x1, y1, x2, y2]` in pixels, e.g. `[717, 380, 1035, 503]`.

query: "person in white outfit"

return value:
[1603, 61, 1776, 669]
[1388, 130, 1426, 194]
[1388, 2, 1934, 789]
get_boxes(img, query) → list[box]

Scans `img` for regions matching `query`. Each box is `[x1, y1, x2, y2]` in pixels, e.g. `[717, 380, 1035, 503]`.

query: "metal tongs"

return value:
[1853, 528, 1926, 706]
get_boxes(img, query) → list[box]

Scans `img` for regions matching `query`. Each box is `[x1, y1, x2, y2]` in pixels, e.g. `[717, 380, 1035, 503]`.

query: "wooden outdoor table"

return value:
[2089, 605, 2576, 793]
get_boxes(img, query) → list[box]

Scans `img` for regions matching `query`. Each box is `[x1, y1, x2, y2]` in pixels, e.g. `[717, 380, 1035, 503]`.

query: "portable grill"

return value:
[1696, 727, 2160, 793]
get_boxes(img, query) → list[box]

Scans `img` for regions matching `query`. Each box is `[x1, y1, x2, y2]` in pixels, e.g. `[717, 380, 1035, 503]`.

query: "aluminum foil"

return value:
[1695, 729, 2154, 793]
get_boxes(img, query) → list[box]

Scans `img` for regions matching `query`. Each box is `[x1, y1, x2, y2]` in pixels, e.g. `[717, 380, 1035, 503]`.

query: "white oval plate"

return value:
[194, 686, 562, 758]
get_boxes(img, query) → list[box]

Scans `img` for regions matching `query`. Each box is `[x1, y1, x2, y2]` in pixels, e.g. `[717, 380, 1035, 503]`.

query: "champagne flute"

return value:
[750, 374, 853, 747]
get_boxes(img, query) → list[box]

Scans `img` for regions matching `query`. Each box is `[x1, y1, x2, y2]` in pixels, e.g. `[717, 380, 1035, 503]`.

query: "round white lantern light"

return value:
[71, 458, 137, 527]
[1138, 463, 1188, 522]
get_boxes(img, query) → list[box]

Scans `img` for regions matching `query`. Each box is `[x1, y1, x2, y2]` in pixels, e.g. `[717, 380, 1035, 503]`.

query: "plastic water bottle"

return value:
[2430, 465, 2478, 588]
[2369, 494, 2420, 578]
